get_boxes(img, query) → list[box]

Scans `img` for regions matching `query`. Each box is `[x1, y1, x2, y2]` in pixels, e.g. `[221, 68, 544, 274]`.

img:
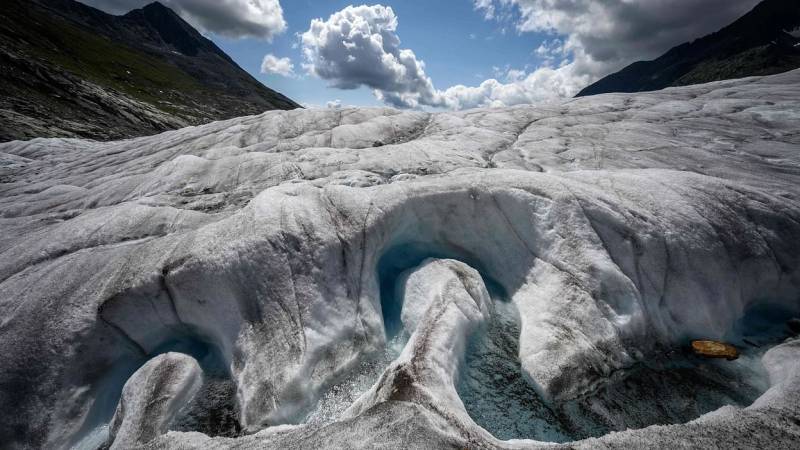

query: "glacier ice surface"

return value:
[1, 71, 800, 448]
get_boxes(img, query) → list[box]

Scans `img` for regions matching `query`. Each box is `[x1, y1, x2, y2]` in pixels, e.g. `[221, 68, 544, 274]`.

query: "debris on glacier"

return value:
[691, 340, 740, 360]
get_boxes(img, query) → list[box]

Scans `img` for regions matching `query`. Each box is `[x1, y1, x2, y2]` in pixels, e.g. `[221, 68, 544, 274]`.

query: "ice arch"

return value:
[3, 170, 800, 448]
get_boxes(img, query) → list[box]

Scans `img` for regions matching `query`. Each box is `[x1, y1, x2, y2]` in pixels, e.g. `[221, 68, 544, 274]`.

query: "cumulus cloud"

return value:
[474, 0, 762, 80]
[300, 99, 346, 109]
[260, 54, 295, 77]
[535, 38, 565, 62]
[438, 64, 589, 110]
[299, 4, 586, 109]
[303, 1, 762, 110]
[80, 0, 287, 40]
[459, 0, 759, 108]
[300, 5, 443, 108]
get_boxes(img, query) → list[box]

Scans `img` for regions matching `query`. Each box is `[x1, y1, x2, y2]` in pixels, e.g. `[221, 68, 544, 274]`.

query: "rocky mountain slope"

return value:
[577, 0, 800, 97]
[0, 0, 299, 142]
[1, 70, 800, 449]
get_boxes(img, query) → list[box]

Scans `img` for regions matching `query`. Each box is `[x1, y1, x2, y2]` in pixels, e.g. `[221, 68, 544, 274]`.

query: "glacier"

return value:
[1, 70, 800, 449]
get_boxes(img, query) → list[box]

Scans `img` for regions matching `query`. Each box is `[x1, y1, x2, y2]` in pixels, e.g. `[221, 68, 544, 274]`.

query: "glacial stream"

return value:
[71, 256, 793, 449]
[457, 297, 785, 442]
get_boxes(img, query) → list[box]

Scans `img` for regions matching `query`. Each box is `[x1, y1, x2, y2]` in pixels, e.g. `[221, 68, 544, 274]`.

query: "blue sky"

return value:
[84, 0, 763, 109]
[210, 1, 551, 108]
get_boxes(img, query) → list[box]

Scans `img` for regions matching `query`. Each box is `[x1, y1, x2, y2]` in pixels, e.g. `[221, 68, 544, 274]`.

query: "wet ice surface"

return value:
[458, 298, 573, 442]
[172, 376, 241, 437]
[304, 335, 407, 426]
[71, 425, 109, 450]
[457, 297, 776, 443]
[556, 345, 770, 439]
[2, 71, 800, 449]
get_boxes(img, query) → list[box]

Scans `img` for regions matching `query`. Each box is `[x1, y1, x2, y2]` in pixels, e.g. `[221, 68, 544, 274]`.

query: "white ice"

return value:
[1, 70, 799, 449]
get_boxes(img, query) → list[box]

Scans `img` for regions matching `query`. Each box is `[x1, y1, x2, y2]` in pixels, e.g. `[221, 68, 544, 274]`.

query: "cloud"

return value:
[260, 54, 295, 77]
[451, 0, 762, 108]
[474, 0, 762, 79]
[80, 0, 287, 40]
[438, 64, 589, 110]
[300, 4, 586, 110]
[300, 5, 444, 109]
[303, 1, 762, 111]
[535, 38, 565, 61]
[300, 99, 346, 109]
[504, 68, 526, 83]
[473, 0, 495, 20]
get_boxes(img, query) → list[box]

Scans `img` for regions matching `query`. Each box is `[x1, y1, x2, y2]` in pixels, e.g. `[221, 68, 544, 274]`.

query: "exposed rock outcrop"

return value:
[692, 340, 740, 360]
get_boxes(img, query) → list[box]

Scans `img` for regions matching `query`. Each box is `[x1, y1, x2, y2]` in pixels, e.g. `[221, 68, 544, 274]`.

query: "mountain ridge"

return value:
[0, 0, 299, 142]
[576, 0, 800, 97]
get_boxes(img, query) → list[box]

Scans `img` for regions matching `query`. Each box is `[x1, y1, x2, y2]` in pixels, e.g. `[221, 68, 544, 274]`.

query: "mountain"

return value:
[2, 69, 800, 448]
[576, 0, 800, 97]
[0, 0, 300, 142]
